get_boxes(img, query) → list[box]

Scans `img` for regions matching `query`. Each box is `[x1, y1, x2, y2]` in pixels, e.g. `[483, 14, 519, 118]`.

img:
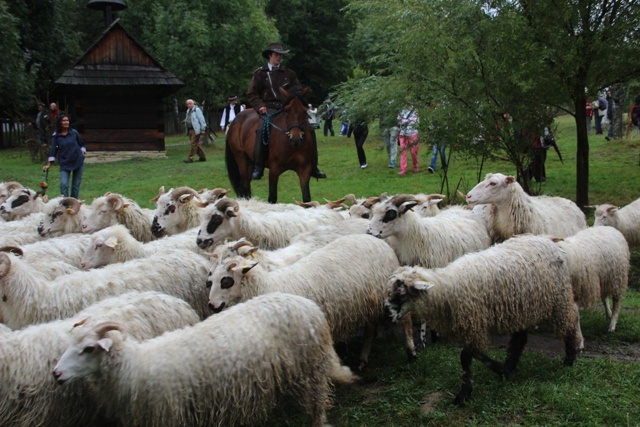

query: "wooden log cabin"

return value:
[54, 19, 183, 155]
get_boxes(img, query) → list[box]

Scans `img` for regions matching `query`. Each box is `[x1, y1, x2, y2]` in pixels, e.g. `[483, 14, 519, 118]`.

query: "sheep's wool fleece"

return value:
[396, 235, 576, 353]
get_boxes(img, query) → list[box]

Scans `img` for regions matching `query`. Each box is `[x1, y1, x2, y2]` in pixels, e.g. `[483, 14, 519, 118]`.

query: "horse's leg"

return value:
[268, 170, 279, 204]
[297, 167, 312, 203]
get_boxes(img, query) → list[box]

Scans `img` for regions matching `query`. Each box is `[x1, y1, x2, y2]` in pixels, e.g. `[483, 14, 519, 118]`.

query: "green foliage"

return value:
[0, 0, 33, 114]
[265, 0, 356, 105]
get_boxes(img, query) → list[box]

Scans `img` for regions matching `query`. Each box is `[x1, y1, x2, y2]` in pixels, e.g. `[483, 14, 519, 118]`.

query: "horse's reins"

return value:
[260, 107, 306, 145]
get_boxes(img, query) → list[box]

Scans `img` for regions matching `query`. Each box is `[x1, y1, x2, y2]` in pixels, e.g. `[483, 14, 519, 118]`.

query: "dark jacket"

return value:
[247, 65, 299, 112]
[49, 128, 86, 171]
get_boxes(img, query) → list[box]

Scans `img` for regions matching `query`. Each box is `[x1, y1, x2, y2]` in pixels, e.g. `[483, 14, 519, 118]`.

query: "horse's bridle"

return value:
[262, 109, 305, 139]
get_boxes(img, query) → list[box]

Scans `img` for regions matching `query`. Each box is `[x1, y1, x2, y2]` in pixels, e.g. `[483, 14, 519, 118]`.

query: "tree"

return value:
[0, 0, 33, 115]
[265, 0, 355, 105]
[508, 0, 640, 206]
[340, 0, 557, 194]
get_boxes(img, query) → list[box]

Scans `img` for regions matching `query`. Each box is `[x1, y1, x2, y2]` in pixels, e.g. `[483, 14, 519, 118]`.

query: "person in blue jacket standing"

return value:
[42, 114, 86, 198]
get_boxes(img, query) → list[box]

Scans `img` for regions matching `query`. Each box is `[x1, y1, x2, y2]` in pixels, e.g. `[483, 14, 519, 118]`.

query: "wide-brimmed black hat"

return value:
[262, 43, 290, 59]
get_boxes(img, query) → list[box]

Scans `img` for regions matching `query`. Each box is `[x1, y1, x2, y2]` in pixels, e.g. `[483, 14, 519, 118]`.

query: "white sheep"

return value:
[0, 187, 47, 221]
[366, 194, 492, 268]
[465, 172, 587, 242]
[0, 291, 199, 427]
[385, 234, 579, 405]
[0, 233, 92, 280]
[53, 292, 357, 427]
[150, 186, 204, 237]
[207, 234, 418, 367]
[345, 193, 446, 220]
[554, 227, 630, 346]
[36, 196, 87, 237]
[80, 224, 202, 269]
[592, 197, 640, 248]
[209, 218, 370, 272]
[82, 192, 155, 242]
[0, 248, 212, 328]
[0, 181, 23, 205]
[0, 211, 47, 247]
[196, 197, 344, 250]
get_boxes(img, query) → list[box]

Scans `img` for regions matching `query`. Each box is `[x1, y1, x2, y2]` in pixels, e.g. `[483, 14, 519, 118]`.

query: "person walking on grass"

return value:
[43, 114, 86, 198]
[183, 99, 207, 163]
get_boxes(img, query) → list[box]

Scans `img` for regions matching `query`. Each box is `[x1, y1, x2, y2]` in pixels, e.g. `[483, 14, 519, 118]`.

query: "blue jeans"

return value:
[429, 144, 447, 171]
[60, 163, 84, 198]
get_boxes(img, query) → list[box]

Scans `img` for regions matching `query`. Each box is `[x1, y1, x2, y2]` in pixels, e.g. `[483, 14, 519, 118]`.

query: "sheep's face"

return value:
[384, 279, 411, 323]
[151, 189, 199, 237]
[37, 197, 76, 236]
[196, 203, 236, 249]
[80, 234, 116, 270]
[0, 189, 38, 219]
[207, 257, 255, 313]
[465, 173, 514, 205]
[53, 329, 110, 385]
[385, 273, 433, 323]
[366, 197, 416, 239]
[82, 198, 117, 234]
[593, 205, 618, 227]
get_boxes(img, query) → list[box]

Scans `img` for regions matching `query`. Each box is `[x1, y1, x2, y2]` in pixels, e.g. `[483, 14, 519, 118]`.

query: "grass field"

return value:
[2, 115, 640, 426]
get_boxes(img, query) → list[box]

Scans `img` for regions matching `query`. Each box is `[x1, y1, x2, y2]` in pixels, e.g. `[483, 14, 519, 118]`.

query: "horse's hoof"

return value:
[312, 170, 327, 179]
[251, 171, 263, 180]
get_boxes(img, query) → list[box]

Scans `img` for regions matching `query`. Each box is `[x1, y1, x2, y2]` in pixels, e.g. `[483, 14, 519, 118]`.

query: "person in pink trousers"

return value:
[397, 107, 420, 174]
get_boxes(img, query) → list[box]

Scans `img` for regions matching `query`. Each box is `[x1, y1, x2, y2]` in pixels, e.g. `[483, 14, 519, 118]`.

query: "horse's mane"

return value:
[284, 84, 310, 107]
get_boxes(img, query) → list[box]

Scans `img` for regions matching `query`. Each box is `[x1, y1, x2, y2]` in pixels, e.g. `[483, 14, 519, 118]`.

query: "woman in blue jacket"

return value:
[43, 114, 86, 198]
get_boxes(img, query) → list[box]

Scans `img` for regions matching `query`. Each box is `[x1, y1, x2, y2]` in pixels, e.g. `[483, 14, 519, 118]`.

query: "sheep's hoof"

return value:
[357, 360, 368, 372]
[406, 349, 418, 362]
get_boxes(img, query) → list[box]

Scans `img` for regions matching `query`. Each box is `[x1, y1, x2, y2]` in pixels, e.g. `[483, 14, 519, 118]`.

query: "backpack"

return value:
[598, 97, 608, 111]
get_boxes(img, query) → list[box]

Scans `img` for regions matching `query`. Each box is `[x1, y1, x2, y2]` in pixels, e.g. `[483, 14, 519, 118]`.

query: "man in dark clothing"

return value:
[246, 42, 326, 180]
[220, 95, 243, 134]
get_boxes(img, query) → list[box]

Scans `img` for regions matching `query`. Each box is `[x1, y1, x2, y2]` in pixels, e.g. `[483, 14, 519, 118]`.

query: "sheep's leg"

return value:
[563, 329, 578, 366]
[602, 297, 613, 319]
[357, 321, 377, 371]
[575, 305, 585, 350]
[418, 318, 428, 350]
[472, 350, 507, 378]
[607, 295, 623, 332]
[401, 315, 417, 361]
[503, 330, 528, 376]
[453, 348, 473, 405]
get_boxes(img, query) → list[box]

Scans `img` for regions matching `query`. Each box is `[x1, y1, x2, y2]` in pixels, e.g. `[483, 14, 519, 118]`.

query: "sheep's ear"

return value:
[237, 260, 258, 274]
[505, 175, 516, 185]
[399, 201, 418, 215]
[97, 337, 114, 352]
[412, 280, 434, 292]
[73, 317, 90, 328]
[225, 205, 239, 219]
[104, 237, 119, 249]
[606, 206, 619, 214]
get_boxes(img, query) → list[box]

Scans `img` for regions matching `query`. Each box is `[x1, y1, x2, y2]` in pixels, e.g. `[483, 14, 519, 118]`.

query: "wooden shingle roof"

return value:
[55, 19, 183, 89]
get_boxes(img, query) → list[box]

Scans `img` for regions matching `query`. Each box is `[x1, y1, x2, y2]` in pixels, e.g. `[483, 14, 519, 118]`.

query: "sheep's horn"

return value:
[342, 194, 357, 205]
[0, 246, 23, 256]
[150, 186, 166, 203]
[61, 197, 83, 215]
[457, 190, 467, 201]
[94, 321, 125, 338]
[105, 194, 125, 212]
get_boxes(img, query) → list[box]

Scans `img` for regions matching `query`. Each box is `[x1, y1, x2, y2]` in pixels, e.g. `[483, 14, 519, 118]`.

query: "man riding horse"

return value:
[246, 42, 327, 180]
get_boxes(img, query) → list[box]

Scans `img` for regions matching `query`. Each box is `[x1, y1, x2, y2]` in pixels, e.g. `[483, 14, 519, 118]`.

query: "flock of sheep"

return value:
[0, 172, 636, 426]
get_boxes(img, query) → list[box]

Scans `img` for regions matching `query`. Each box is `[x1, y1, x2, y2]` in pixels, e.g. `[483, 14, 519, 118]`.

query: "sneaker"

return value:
[388, 162, 396, 168]
[360, 163, 367, 169]
[428, 167, 434, 173]
[398, 171, 406, 175]
[183, 159, 194, 163]
[198, 158, 207, 162]
[605, 136, 611, 141]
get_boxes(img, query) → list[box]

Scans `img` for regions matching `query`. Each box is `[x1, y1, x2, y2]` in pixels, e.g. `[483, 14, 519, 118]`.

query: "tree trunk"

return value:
[574, 97, 589, 208]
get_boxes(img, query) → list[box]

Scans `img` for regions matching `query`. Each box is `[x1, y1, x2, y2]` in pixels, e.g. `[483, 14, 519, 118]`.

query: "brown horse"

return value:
[225, 86, 314, 204]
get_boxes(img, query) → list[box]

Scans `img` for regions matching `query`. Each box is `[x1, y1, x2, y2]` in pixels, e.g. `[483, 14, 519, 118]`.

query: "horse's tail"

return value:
[225, 137, 251, 199]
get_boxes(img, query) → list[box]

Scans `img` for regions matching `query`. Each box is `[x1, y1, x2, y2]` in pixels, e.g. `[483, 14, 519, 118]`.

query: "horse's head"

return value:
[280, 86, 310, 147]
